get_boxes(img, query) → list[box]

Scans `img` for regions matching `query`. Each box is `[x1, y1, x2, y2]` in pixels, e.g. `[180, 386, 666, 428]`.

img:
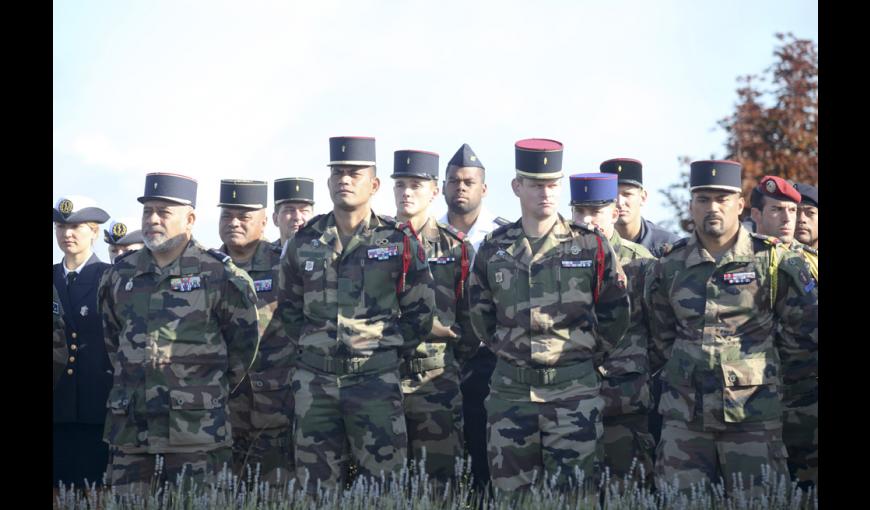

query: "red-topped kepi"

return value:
[514, 138, 564, 179]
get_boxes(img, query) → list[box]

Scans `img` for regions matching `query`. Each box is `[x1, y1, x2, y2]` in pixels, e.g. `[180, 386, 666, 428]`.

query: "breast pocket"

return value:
[558, 259, 595, 313]
[362, 255, 399, 313]
[300, 257, 329, 318]
[159, 284, 210, 342]
[429, 258, 458, 325]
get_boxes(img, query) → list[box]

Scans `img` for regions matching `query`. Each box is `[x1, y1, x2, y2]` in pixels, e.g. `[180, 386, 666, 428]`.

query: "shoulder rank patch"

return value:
[750, 232, 781, 245]
[53, 301, 60, 315]
[206, 248, 231, 264]
[170, 276, 202, 292]
[661, 237, 689, 256]
[494, 216, 511, 227]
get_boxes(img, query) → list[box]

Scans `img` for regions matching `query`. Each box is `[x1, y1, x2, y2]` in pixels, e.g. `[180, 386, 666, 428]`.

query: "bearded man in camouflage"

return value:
[99, 173, 260, 492]
[644, 161, 818, 493]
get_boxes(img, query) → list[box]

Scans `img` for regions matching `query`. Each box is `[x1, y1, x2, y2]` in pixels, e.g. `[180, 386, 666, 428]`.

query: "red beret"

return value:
[758, 176, 801, 203]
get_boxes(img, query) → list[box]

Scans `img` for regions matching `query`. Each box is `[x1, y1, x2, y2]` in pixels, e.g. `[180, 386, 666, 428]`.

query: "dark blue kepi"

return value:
[329, 136, 376, 167]
[570, 173, 618, 206]
[689, 160, 742, 192]
[392, 150, 439, 180]
[138, 173, 198, 207]
[217, 180, 268, 210]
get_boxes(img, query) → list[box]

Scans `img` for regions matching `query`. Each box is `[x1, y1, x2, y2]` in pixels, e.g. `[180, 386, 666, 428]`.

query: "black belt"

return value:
[299, 350, 398, 376]
[495, 358, 594, 386]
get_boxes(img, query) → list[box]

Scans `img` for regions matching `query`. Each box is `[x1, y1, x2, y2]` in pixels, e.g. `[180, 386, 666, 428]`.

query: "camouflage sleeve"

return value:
[467, 239, 495, 347]
[276, 240, 304, 352]
[397, 232, 435, 358]
[452, 239, 479, 365]
[593, 234, 631, 354]
[98, 269, 121, 375]
[219, 270, 260, 392]
[602, 257, 651, 376]
[644, 258, 674, 374]
[773, 250, 819, 382]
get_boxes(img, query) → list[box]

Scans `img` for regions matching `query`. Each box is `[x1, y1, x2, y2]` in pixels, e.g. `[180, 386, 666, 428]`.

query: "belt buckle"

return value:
[540, 367, 556, 385]
[345, 358, 364, 374]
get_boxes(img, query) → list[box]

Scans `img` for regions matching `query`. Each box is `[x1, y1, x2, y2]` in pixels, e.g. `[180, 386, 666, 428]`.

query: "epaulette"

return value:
[114, 248, 139, 262]
[494, 216, 511, 227]
[621, 238, 654, 259]
[660, 237, 689, 257]
[296, 214, 327, 236]
[750, 232, 782, 246]
[207, 248, 232, 264]
[438, 221, 466, 241]
[377, 214, 397, 226]
[799, 244, 818, 256]
[486, 220, 515, 241]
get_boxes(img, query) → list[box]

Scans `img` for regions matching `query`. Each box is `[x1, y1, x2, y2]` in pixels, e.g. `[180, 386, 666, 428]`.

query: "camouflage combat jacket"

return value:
[402, 217, 478, 391]
[780, 240, 818, 399]
[277, 211, 435, 363]
[467, 215, 630, 403]
[220, 240, 292, 430]
[53, 284, 67, 389]
[644, 227, 818, 432]
[598, 233, 655, 417]
[99, 238, 260, 453]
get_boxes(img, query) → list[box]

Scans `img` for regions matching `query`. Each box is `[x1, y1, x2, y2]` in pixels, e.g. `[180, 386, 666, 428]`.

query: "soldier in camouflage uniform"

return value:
[277, 136, 435, 492]
[271, 178, 315, 252]
[99, 173, 260, 492]
[466, 139, 630, 492]
[750, 177, 818, 488]
[390, 149, 478, 482]
[569, 173, 655, 486]
[216, 180, 294, 484]
[53, 284, 67, 390]
[644, 161, 818, 493]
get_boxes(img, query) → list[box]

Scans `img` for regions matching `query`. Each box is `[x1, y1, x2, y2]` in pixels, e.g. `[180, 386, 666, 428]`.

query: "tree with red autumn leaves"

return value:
[661, 33, 818, 233]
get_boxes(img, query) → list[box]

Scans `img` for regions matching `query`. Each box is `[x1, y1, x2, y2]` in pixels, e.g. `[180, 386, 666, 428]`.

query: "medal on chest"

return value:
[170, 275, 202, 292]
[722, 271, 756, 285]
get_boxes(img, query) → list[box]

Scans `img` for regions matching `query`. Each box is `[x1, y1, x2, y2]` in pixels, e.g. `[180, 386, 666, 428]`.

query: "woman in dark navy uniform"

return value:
[52, 195, 112, 490]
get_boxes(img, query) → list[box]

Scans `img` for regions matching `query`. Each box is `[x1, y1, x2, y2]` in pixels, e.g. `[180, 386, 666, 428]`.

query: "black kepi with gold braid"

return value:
[329, 136, 376, 167]
[274, 177, 314, 205]
[600, 158, 643, 188]
[515, 138, 563, 179]
[689, 160, 742, 192]
[217, 179, 268, 210]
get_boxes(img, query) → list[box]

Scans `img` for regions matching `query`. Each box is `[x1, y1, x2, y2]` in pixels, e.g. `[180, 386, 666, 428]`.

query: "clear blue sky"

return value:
[53, 0, 818, 262]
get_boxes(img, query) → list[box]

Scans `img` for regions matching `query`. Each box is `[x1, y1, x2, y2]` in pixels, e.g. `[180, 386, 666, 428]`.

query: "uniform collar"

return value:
[219, 239, 275, 272]
[685, 225, 754, 268]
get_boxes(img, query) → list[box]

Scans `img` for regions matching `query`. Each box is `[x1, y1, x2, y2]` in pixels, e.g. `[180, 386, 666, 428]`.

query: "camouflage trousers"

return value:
[783, 387, 818, 488]
[655, 419, 788, 493]
[229, 375, 295, 485]
[486, 392, 603, 492]
[401, 365, 464, 482]
[106, 447, 232, 495]
[601, 413, 655, 486]
[293, 366, 408, 493]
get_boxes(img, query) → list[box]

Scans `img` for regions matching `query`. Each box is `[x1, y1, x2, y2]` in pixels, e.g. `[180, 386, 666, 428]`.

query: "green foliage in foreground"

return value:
[54, 456, 817, 510]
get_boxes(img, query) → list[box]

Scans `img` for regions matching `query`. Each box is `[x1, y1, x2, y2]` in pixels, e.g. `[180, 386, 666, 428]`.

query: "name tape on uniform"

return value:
[562, 260, 593, 268]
